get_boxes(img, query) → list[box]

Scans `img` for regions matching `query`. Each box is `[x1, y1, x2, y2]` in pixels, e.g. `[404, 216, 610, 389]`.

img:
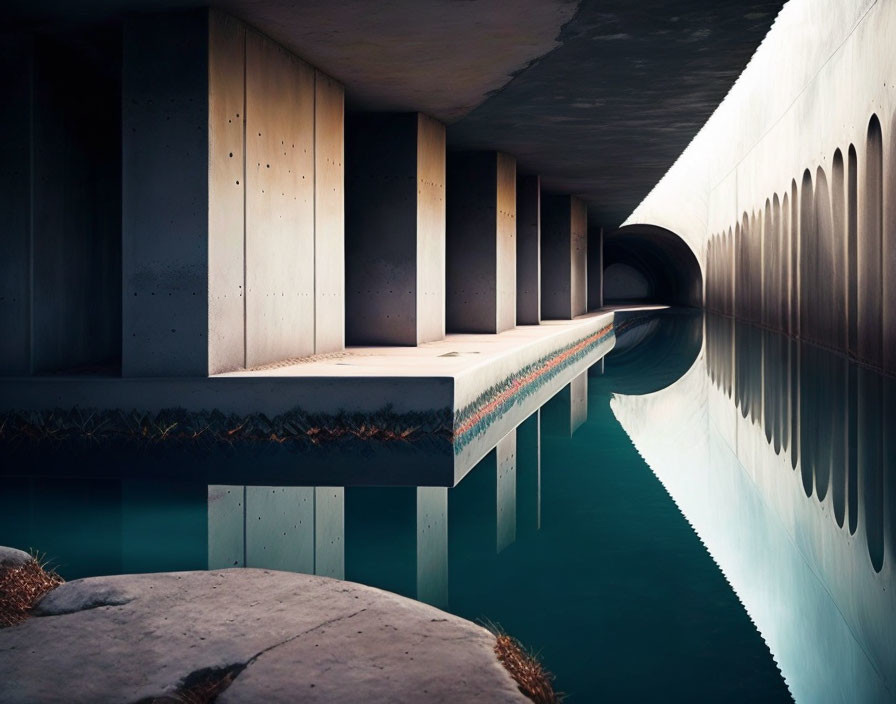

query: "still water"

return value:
[2, 310, 894, 702]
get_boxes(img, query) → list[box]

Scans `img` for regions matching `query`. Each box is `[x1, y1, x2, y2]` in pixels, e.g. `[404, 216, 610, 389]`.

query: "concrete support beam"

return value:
[516, 174, 541, 324]
[542, 195, 587, 319]
[1, 31, 121, 376]
[345, 113, 446, 345]
[587, 227, 603, 310]
[446, 152, 517, 333]
[123, 11, 344, 376]
[0, 35, 34, 375]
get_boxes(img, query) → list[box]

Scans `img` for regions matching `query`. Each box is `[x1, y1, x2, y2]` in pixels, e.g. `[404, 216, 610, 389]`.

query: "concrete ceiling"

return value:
[9, 0, 784, 228]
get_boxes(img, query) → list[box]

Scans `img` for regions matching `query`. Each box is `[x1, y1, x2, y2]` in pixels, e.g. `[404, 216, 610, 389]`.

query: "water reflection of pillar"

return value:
[541, 371, 588, 437]
[883, 376, 896, 576]
[208, 486, 344, 578]
[857, 367, 884, 572]
[496, 430, 518, 553]
[516, 411, 541, 537]
[344, 486, 447, 608]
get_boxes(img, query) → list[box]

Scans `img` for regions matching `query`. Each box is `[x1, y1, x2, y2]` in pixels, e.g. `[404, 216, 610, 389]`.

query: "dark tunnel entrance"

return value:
[603, 225, 703, 307]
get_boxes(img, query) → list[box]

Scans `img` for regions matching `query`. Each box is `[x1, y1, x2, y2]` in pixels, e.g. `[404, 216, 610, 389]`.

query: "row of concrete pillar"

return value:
[0, 9, 604, 379]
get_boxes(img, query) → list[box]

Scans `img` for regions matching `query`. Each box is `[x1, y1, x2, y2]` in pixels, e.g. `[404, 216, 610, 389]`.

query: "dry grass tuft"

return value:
[0, 556, 64, 627]
[494, 633, 562, 704]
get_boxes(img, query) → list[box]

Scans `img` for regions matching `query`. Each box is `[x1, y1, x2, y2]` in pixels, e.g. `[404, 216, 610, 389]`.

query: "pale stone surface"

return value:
[0, 568, 527, 704]
[0, 547, 30, 569]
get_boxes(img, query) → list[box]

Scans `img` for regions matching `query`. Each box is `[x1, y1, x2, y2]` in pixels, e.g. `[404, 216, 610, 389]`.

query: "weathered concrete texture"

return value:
[0, 569, 527, 704]
[123, 11, 346, 375]
[345, 113, 446, 346]
[346, 487, 448, 608]
[245, 30, 315, 367]
[516, 175, 541, 324]
[208, 485, 344, 579]
[314, 71, 346, 354]
[122, 10, 210, 377]
[587, 228, 603, 311]
[541, 195, 587, 319]
[208, 11, 246, 374]
[446, 152, 517, 333]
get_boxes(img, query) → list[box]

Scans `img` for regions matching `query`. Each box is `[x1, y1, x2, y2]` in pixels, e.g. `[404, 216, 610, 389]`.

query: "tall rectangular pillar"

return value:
[587, 227, 603, 310]
[516, 174, 541, 324]
[345, 113, 446, 345]
[124, 10, 344, 376]
[446, 152, 517, 333]
[517, 411, 541, 536]
[542, 195, 587, 319]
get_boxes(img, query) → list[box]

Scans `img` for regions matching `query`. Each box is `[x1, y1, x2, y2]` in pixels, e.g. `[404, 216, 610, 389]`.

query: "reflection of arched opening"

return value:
[602, 225, 702, 307]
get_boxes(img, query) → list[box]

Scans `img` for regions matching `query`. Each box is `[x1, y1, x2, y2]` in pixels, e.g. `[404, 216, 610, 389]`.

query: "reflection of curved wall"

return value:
[612, 315, 896, 702]
[625, 0, 896, 375]
[603, 225, 703, 307]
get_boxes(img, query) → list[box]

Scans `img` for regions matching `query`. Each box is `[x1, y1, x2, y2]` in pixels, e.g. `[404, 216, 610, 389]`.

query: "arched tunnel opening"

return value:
[602, 225, 703, 307]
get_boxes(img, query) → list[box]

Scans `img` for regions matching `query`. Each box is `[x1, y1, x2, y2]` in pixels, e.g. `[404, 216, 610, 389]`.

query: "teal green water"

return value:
[0, 316, 812, 702]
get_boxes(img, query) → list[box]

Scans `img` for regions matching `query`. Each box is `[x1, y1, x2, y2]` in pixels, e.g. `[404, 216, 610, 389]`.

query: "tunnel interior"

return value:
[603, 225, 703, 307]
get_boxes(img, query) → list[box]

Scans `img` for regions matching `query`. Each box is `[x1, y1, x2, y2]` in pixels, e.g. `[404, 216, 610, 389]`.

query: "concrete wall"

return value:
[446, 152, 516, 333]
[542, 195, 587, 319]
[345, 113, 446, 345]
[1, 30, 121, 376]
[626, 0, 896, 374]
[124, 10, 344, 376]
[516, 174, 541, 324]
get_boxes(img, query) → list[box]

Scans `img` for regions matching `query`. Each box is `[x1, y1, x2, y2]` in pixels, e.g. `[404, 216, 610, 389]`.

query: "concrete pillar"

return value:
[495, 430, 517, 553]
[208, 485, 245, 569]
[0, 35, 34, 375]
[345, 486, 448, 607]
[587, 227, 603, 310]
[516, 174, 541, 324]
[1, 31, 121, 376]
[313, 487, 345, 579]
[245, 487, 315, 573]
[516, 411, 541, 537]
[542, 195, 587, 319]
[124, 10, 344, 376]
[345, 113, 446, 346]
[446, 152, 517, 333]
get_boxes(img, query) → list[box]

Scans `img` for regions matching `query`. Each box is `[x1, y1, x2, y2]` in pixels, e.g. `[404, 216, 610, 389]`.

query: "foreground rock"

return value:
[0, 569, 527, 703]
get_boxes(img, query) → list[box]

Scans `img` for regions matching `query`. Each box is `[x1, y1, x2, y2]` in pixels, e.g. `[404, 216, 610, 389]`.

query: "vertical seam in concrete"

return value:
[312, 488, 317, 574]
[241, 29, 247, 369]
[312, 73, 317, 353]
[242, 485, 247, 567]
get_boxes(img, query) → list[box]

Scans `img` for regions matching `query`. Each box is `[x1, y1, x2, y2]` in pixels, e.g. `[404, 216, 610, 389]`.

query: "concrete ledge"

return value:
[0, 568, 528, 703]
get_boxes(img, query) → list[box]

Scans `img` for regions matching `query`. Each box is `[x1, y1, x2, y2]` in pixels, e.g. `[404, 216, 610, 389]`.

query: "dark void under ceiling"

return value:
[8, 0, 785, 228]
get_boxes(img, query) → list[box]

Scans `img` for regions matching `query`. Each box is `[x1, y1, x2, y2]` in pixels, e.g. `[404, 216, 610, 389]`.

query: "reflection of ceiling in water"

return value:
[611, 313, 896, 703]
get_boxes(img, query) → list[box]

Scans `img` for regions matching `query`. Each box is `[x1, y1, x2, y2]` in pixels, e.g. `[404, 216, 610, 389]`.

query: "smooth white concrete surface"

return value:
[626, 0, 896, 373]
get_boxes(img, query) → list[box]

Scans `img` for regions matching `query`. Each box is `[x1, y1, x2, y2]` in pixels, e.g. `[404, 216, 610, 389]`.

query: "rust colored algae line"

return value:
[454, 323, 612, 439]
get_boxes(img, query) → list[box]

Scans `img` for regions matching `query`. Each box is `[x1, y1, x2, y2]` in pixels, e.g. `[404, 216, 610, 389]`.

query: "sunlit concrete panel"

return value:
[314, 72, 345, 354]
[345, 113, 446, 345]
[122, 11, 210, 376]
[517, 411, 541, 536]
[542, 195, 587, 319]
[207, 485, 245, 569]
[587, 227, 603, 311]
[314, 486, 344, 579]
[496, 429, 517, 553]
[446, 151, 517, 333]
[245, 31, 315, 367]
[245, 486, 315, 573]
[207, 12, 246, 374]
[516, 174, 541, 325]
[0, 35, 31, 375]
[416, 487, 448, 609]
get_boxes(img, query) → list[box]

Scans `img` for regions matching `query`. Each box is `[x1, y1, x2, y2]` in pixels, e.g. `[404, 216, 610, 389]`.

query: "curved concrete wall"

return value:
[625, 0, 896, 373]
